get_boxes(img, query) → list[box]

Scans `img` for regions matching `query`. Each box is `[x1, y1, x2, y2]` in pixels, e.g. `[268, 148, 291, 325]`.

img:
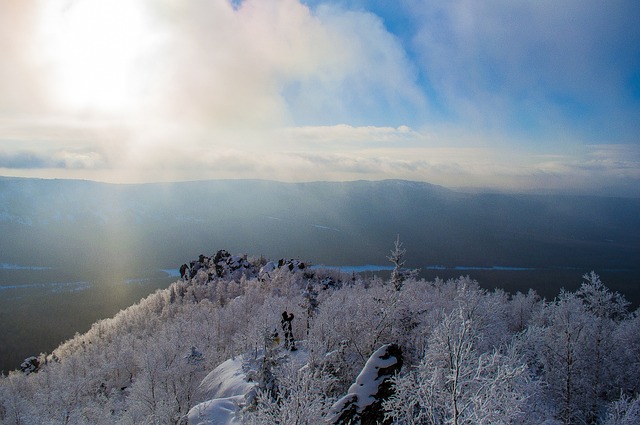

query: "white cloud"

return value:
[0, 1, 52, 114]
[284, 124, 419, 147]
[0, 0, 638, 196]
[409, 0, 640, 141]
[0, 149, 105, 169]
[0, 0, 426, 173]
[132, 0, 424, 133]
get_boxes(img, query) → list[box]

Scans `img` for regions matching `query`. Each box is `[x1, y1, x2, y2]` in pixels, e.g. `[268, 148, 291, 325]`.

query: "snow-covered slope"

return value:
[188, 355, 255, 425]
[1, 248, 639, 425]
[188, 347, 311, 425]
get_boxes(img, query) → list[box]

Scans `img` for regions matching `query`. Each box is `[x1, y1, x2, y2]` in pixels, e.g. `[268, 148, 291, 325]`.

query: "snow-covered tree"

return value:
[602, 394, 640, 425]
[521, 275, 635, 425]
[612, 313, 640, 396]
[328, 344, 403, 425]
[576, 273, 631, 423]
[387, 236, 419, 291]
[507, 289, 541, 333]
[1, 251, 638, 425]
[245, 357, 336, 425]
[577, 271, 630, 320]
[301, 281, 319, 336]
[526, 291, 592, 425]
[385, 307, 530, 425]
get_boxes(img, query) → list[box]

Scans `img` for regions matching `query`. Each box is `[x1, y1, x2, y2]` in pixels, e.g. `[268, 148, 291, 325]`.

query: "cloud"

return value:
[284, 124, 419, 147]
[0, 150, 105, 169]
[0, 1, 52, 114]
[536, 144, 640, 179]
[281, 3, 426, 126]
[409, 0, 640, 141]
[2, 112, 637, 195]
[0, 0, 426, 175]
[0, 0, 638, 196]
[4, 126, 636, 196]
[135, 0, 425, 133]
[0, 151, 53, 169]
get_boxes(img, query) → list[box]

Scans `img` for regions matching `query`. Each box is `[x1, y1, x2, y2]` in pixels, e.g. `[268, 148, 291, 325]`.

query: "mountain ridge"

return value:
[1, 176, 638, 268]
[1, 176, 639, 372]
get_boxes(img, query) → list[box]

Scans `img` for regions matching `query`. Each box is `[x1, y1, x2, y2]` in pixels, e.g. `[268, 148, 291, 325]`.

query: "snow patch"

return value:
[188, 355, 255, 425]
[187, 395, 245, 425]
[196, 356, 255, 402]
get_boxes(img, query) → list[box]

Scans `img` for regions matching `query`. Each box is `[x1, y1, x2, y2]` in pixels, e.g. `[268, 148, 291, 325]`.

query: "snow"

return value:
[187, 395, 245, 425]
[188, 355, 255, 425]
[453, 265, 536, 271]
[0, 281, 91, 292]
[196, 356, 255, 401]
[124, 277, 151, 285]
[311, 224, 340, 232]
[259, 261, 276, 275]
[328, 343, 401, 422]
[189, 348, 311, 425]
[346, 344, 399, 410]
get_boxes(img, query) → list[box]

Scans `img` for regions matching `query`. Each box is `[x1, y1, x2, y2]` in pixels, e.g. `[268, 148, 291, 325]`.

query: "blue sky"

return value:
[0, 0, 639, 195]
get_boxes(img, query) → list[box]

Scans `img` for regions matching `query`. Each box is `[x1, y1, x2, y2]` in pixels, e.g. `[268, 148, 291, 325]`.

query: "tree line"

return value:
[1, 247, 639, 424]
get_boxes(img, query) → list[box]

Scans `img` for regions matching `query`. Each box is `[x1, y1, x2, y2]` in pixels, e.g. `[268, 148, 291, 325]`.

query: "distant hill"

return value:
[1, 176, 640, 372]
[1, 177, 638, 272]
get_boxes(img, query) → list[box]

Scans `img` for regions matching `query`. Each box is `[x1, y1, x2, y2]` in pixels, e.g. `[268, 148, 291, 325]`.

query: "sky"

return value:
[0, 0, 639, 195]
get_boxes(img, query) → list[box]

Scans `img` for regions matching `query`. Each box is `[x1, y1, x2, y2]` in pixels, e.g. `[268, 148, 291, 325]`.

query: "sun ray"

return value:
[38, 0, 159, 114]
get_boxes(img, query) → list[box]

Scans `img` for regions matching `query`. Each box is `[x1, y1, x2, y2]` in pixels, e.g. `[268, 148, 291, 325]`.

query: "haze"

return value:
[1, 0, 639, 195]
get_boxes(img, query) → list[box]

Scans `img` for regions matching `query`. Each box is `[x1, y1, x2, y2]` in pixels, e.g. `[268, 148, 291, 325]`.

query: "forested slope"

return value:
[1, 249, 639, 424]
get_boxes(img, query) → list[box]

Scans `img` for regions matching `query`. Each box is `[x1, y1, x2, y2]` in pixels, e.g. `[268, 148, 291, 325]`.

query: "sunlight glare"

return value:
[39, 0, 157, 114]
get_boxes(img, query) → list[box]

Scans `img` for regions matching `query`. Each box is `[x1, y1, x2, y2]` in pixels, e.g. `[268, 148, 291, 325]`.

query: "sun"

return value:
[39, 0, 158, 114]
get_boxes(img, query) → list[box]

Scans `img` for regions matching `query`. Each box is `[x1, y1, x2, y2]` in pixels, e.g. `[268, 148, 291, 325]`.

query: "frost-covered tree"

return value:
[0, 371, 35, 425]
[124, 326, 206, 423]
[612, 313, 640, 396]
[385, 307, 530, 425]
[577, 271, 630, 320]
[527, 291, 592, 425]
[602, 394, 640, 425]
[1, 251, 638, 425]
[507, 289, 542, 333]
[245, 357, 336, 425]
[387, 236, 418, 291]
[576, 272, 631, 423]
[520, 274, 636, 425]
[301, 281, 319, 336]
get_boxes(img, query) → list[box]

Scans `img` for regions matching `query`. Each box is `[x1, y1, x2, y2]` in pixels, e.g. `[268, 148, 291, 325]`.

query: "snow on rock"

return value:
[19, 356, 40, 375]
[258, 258, 314, 282]
[327, 343, 403, 425]
[258, 261, 276, 276]
[180, 250, 257, 283]
[277, 258, 308, 272]
[188, 355, 255, 425]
